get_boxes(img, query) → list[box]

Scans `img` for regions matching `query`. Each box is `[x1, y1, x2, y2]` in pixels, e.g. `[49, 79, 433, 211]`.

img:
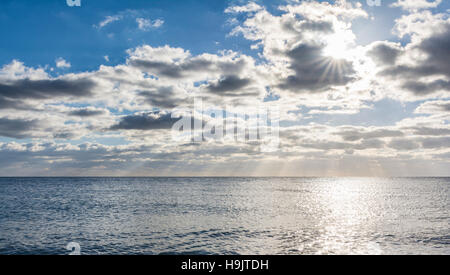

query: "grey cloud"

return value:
[207, 75, 252, 94]
[53, 132, 78, 139]
[0, 117, 38, 139]
[68, 108, 106, 117]
[417, 24, 450, 78]
[378, 25, 450, 94]
[367, 42, 402, 65]
[431, 102, 450, 112]
[138, 87, 182, 109]
[388, 137, 450, 150]
[420, 137, 450, 149]
[0, 78, 96, 110]
[401, 79, 450, 95]
[110, 112, 181, 130]
[279, 43, 355, 92]
[0, 97, 28, 110]
[337, 129, 404, 141]
[0, 78, 95, 99]
[298, 20, 334, 33]
[129, 60, 185, 78]
[129, 57, 247, 79]
[379, 65, 443, 79]
[301, 139, 385, 151]
[415, 101, 450, 114]
[410, 127, 450, 136]
[388, 139, 421, 151]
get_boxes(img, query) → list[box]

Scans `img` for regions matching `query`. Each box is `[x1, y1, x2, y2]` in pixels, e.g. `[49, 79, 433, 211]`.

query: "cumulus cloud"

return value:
[0, 78, 95, 100]
[109, 112, 180, 130]
[415, 100, 450, 114]
[126, 45, 252, 80]
[367, 41, 403, 66]
[372, 12, 450, 99]
[55, 58, 71, 69]
[391, 0, 442, 11]
[206, 75, 252, 94]
[0, 117, 38, 138]
[278, 43, 356, 92]
[227, 0, 366, 95]
[225, 2, 263, 13]
[137, 87, 185, 109]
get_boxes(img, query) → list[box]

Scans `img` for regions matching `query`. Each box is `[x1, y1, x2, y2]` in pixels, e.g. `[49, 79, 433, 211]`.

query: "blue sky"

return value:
[3, 0, 446, 73]
[0, 0, 449, 176]
[1, 0, 254, 72]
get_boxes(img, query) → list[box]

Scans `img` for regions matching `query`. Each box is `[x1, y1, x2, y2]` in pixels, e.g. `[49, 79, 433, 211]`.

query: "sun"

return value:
[322, 31, 355, 60]
[323, 40, 351, 60]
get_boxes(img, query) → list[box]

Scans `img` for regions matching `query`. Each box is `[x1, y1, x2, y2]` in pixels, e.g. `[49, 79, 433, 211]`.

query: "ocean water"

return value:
[0, 177, 448, 255]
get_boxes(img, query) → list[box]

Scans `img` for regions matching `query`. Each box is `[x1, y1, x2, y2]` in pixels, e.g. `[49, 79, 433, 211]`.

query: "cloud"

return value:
[336, 129, 404, 141]
[55, 58, 71, 69]
[297, 20, 334, 33]
[126, 45, 255, 83]
[0, 117, 38, 138]
[95, 11, 164, 32]
[415, 100, 450, 114]
[137, 87, 185, 109]
[225, 2, 263, 13]
[227, 0, 366, 95]
[0, 78, 96, 100]
[388, 138, 421, 151]
[367, 41, 403, 66]
[401, 79, 450, 95]
[421, 137, 450, 149]
[95, 15, 123, 29]
[0, 97, 29, 110]
[136, 18, 164, 30]
[278, 43, 356, 92]
[109, 112, 180, 130]
[391, 0, 442, 11]
[410, 127, 450, 136]
[67, 108, 106, 117]
[375, 15, 450, 98]
[206, 75, 252, 94]
[300, 138, 385, 151]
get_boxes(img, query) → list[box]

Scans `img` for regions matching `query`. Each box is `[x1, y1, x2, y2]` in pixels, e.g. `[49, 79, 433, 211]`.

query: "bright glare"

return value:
[322, 31, 354, 60]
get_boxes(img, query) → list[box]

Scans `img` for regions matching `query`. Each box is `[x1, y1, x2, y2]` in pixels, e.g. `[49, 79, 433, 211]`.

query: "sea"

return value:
[0, 177, 448, 255]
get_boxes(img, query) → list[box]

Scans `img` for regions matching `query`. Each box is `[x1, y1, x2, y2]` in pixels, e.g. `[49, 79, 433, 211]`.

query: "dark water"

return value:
[0, 177, 448, 255]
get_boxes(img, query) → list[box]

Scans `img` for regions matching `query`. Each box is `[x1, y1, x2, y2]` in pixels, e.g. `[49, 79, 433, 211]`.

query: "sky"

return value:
[0, 0, 449, 176]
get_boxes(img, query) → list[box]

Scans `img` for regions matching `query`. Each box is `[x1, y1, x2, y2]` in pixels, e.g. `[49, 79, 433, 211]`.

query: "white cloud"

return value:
[225, 2, 263, 13]
[55, 58, 71, 69]
[136, 18, 164, 31]
[391, 0, 442, 11]
[95, 15, 123, 29]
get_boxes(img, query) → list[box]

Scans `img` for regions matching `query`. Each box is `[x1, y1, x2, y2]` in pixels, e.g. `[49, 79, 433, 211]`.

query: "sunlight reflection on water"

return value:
[0, 177, 448, 255]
